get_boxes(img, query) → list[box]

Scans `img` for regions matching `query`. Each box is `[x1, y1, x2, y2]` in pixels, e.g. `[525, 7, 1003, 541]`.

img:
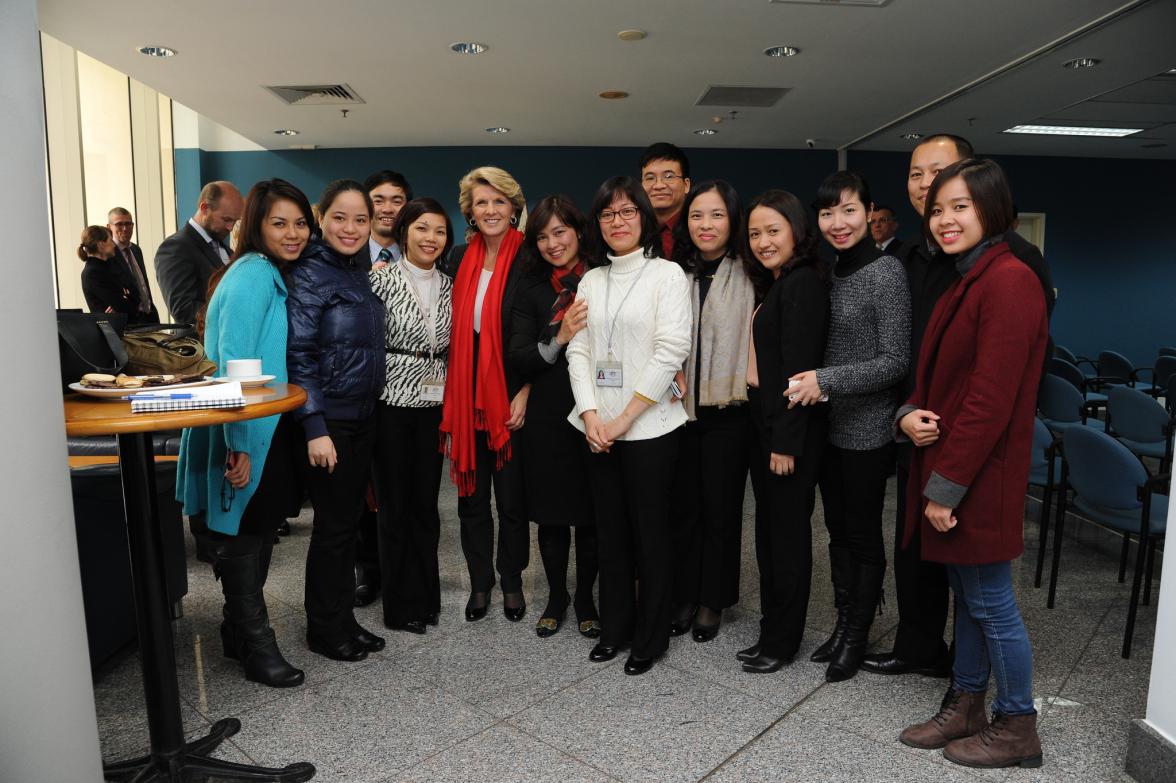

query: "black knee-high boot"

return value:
[826, 561, 886, 682]
[811, 545, 853, 662]
[214, 534, 304, 688]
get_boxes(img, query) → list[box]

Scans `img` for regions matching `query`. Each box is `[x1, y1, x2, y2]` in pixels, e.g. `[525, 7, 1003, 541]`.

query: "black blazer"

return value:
[446, 242, 527, 398]
[752, 264, 830, 456]
[81, 256, 141, 317]
[113, 242, 160, 321]
[154, 223, 227, 326]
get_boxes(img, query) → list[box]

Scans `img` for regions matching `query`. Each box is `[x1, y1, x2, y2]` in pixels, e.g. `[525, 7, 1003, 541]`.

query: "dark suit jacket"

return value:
[154, 223, 227, 326]
[114, 242, 160, 322]
[81, 256, 141, 317]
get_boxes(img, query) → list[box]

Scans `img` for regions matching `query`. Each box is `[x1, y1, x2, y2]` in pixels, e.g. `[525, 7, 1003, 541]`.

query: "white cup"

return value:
[226, 358, 262, 379]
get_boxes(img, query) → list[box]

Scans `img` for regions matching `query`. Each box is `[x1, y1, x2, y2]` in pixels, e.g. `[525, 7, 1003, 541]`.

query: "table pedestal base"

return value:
[103, 717, 315, 782]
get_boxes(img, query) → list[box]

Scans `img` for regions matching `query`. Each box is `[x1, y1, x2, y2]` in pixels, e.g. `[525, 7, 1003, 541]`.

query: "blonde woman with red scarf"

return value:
[440, 166, 532, 624]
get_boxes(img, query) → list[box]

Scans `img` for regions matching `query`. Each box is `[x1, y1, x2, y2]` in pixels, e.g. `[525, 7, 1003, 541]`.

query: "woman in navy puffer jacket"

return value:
[287, 179, 386, 663]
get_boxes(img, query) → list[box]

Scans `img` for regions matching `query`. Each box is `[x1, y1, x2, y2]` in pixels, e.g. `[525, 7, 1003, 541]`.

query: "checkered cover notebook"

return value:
[128, 381, 246, 414]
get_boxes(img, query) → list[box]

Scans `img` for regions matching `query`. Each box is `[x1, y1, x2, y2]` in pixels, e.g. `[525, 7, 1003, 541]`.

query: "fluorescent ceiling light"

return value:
[1003, 125, 1142, 138]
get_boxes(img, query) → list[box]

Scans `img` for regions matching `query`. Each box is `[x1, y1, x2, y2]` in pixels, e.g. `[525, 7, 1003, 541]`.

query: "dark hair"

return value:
[77, 225, 110, 262]
[873, 204, 895, 216]
[363, 170, 414, 201]
[231, 178, 315, 264]
[918, 133, 974, 159]
[922, 158, 1015, 246]
[743, 189, 822, 297]
[587, 176, 661, 264]
[317, 179, 373, 218]
[638, 142, 691, 179]
[391, 197, 455, 263]
[671, 180, 743, 273]
[813, 170, 873, 212]
[521, 195, 588, 276]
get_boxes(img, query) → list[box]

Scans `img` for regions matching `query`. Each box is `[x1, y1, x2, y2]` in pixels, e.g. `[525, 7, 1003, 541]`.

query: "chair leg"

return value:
[1143, 538, 1157, 606]
[1047, 468, 1069, 610]
[1118, 535, 1130, 583]
[1123, 533, 1148, 660]
[1033, 485, 1052, 588]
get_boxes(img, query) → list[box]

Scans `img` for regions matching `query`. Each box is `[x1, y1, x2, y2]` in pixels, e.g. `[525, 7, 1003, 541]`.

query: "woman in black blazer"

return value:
[740, 190, 830, 673]
[507, 195, 599, 639]
[79, 225, 140, 316]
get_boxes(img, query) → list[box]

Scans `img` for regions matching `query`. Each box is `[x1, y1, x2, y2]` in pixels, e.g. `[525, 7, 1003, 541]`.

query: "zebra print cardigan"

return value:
[370, 262, 453, 408]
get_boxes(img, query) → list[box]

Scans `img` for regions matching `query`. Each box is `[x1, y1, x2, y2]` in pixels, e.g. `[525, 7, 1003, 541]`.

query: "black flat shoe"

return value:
[736, 643, 762, 663]
[535, 616, 562, 638]
[503, 592, 526, 622]
[623, 655, 654, 676]
[669, 603, 696, 636]
[860, 651, 951, 678]
[276, 519, 291, 537]
[385, 619, 427, 635]
[306, 634, 368, 662]
[578, 619, 601, 639]
[692, 623, 719, 643]
[351, 627, 385, 653]
[589, 643, 620, 663]
[465, 592, 489, 622]
[742, 652, 790, 674]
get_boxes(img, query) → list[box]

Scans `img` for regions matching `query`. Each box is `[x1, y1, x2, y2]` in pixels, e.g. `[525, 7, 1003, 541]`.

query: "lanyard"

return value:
[398, 259, 440, 360]
[604, 257, 651, 357]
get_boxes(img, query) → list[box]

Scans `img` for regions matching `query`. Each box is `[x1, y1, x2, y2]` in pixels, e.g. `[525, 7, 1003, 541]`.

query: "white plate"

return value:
[213, 374, 276, 388]
[68, 376, 216, 399]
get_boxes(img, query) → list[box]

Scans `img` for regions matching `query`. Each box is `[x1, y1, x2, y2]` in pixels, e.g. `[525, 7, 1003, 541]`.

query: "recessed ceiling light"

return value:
[598, 90, 629, 100]
[693, 128, 718, 136]
[137, 45, 176, 57]
[763, 45, 801, 58]
[1062, 57, 1100, 69]
[273, 129, 299, 136]
[617, 29, 647, 42]
[450, 42, 487, 55]
[900, 132, 923, 140]
[485, 126, 511, 134]
[1003, 124, 1142, 137]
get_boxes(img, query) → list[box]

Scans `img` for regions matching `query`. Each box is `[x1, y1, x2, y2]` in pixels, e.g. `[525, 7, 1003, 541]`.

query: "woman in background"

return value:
[79, 225, 140, 318]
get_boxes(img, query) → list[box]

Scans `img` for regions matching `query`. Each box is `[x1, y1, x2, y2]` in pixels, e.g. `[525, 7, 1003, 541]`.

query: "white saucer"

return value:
[213, 374, 276, 388]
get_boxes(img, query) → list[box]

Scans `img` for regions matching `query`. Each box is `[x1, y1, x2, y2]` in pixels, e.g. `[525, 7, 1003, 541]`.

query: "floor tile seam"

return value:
[657, 658, 827, 712]
[370, 716, 511, 780]
[1047, 598, 1121, 717]
[505, 720, 628, 782]
[492, 657, 626, 721]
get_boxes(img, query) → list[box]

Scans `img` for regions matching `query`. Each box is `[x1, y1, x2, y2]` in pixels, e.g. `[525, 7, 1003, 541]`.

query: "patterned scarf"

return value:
[543, 260, 585, 341]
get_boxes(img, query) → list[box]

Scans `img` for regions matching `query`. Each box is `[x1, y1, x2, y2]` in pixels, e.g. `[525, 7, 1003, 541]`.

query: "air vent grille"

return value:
[696, 86, 789, 108]
[265, 84, 365, 106]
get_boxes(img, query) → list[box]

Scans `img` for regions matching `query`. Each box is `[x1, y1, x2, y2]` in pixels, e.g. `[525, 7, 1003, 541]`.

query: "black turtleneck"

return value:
[833, 235, 883, 278]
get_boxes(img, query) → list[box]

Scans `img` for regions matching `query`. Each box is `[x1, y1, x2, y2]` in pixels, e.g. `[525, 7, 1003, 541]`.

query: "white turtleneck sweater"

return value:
[566, 248, 692, 441]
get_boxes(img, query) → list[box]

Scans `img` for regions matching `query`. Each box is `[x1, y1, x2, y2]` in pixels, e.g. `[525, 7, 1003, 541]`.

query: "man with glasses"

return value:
[639, 142, 691, 259]
[107, 207, 159, 323]
[869, 205, 906, 256]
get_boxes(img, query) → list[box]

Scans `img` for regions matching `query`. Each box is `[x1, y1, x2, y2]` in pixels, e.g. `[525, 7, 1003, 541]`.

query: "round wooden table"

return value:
[65, 383, 316, 782]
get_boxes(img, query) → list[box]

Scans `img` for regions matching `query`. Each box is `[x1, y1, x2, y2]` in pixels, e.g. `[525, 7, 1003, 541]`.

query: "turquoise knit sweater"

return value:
[176, 254, 289, 535]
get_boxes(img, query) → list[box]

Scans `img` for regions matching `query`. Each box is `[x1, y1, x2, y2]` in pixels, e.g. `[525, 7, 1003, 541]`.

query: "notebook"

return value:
[129, 381, 246, 413]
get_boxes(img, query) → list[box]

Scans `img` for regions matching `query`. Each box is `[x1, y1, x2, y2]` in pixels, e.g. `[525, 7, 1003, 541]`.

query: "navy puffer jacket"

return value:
[287, 238, 384, 440]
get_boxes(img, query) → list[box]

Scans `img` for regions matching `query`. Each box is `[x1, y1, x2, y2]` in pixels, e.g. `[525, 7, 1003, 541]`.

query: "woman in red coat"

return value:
[895, 159, 1048, 770]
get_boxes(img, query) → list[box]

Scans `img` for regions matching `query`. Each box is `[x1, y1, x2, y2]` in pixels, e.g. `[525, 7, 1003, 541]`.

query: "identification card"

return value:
[595, 361, 623, 388]
[419, 377, 445, 402]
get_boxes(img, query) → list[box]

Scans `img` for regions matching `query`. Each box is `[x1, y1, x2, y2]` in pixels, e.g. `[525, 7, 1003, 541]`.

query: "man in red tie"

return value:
[107, 207, 159, 323]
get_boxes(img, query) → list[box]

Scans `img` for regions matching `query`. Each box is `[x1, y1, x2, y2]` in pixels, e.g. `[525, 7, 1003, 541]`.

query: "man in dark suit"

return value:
[107, 207, 159, 323]
[869, 205, 909, 258]
[154, 181, 244, 327]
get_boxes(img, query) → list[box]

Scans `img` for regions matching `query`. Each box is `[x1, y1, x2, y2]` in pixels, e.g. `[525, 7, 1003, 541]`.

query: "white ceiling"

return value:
[37, 0, 1176, 158]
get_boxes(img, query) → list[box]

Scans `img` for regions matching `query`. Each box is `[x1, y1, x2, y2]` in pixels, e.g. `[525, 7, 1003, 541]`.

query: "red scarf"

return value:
[440, 228, 523, 495]
[548, 260, 585, 327]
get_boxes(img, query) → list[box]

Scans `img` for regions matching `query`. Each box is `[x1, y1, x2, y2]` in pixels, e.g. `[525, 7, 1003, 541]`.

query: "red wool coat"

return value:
[903, 242, 1049, 565]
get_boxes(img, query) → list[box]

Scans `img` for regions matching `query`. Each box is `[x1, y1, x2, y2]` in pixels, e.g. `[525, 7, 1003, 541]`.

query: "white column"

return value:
[1145, 491, 1176, 734]
[0, 0, 103, 780]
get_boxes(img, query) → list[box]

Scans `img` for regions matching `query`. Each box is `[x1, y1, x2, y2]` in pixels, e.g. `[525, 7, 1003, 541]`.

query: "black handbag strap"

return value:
[57, 317, 128, 373]
[124, 322, 190, 334]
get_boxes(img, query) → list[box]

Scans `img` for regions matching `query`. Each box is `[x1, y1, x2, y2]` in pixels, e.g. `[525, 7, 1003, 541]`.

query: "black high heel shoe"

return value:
[669, 603, 696, 636]
[465, 591, 489, 622]
[503, 591, 526, 622]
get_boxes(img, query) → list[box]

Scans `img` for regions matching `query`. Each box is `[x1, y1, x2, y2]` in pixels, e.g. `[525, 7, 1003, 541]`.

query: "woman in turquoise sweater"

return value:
[177, 178, 313, 688]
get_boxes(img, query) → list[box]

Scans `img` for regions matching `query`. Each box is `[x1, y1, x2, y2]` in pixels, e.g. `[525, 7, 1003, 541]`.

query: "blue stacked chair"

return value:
[1030, 418, 1062, 588]
[1056, 344, 1098, 378]
[1159, 346, 1176, 358]
[1098, 350, 1155, 395]
[1153, 355, 1176, 405]
[1107, 385, 1174, 473]
[1038, 375, 1107, 435]
[1046, 427, 1167, 658]
[1048, 357, 1108, 407]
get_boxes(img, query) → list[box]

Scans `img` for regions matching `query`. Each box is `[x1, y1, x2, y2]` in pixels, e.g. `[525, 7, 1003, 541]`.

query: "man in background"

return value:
[106, 206, 159, 323]
[366, 170, 413, 270]
[639, 142, 691, 259]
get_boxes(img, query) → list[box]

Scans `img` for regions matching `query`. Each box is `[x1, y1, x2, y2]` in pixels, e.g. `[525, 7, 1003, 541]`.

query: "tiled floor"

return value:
[93, 478, 1159, 782]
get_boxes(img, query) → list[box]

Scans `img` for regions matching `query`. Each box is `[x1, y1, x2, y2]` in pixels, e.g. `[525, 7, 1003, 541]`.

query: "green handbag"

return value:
[121, 325, 218, 377]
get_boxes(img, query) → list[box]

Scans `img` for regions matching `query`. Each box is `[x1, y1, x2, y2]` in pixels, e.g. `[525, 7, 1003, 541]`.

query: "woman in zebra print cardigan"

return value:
[370, 197, 455, 634]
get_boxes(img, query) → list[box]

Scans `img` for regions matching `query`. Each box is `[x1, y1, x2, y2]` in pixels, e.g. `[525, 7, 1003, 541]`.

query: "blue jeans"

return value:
[946, 562, 1035, 716]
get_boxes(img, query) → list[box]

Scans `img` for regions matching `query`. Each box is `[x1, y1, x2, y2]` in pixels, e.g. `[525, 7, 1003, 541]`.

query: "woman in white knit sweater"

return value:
[566, 176, 692, 676]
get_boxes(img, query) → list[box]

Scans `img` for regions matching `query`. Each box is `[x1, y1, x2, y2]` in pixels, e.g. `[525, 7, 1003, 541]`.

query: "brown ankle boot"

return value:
[900, 687, 989, 749]
[943, 711, 1043, 768]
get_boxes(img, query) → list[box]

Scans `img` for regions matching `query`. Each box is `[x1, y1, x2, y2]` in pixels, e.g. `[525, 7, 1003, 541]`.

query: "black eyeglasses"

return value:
[641, 173, 682, 184]
[111, 221, 134, 229]
[598, 206, 639, 223]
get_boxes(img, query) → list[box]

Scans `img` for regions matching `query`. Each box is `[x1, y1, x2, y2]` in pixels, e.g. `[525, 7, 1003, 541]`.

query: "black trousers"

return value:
[590, 429, 681, 659]
[537, 525, 598, 617]
[302, 415, 377, 642]
[818, 442, 893, 567]
[670, 405, 750, 611]
[891, 458, 951, 661]
[231, 413, 299, 539]
[747, 389, 825, 658]
[456, 430, 529, 594]
[374, 404, 443, 625]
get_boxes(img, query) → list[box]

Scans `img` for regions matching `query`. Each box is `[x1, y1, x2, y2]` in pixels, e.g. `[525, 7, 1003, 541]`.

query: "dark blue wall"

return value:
[176, 144, 1175, 367]
[848, 150, 1176, 368]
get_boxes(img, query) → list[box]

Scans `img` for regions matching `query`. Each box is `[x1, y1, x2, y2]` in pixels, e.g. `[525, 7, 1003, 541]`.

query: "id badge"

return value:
[595, 360, 623, 388]
[419, 377, 445, 402]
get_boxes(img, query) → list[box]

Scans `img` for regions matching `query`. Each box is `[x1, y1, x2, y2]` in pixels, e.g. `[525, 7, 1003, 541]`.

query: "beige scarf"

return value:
[684, 255, 755, 419]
